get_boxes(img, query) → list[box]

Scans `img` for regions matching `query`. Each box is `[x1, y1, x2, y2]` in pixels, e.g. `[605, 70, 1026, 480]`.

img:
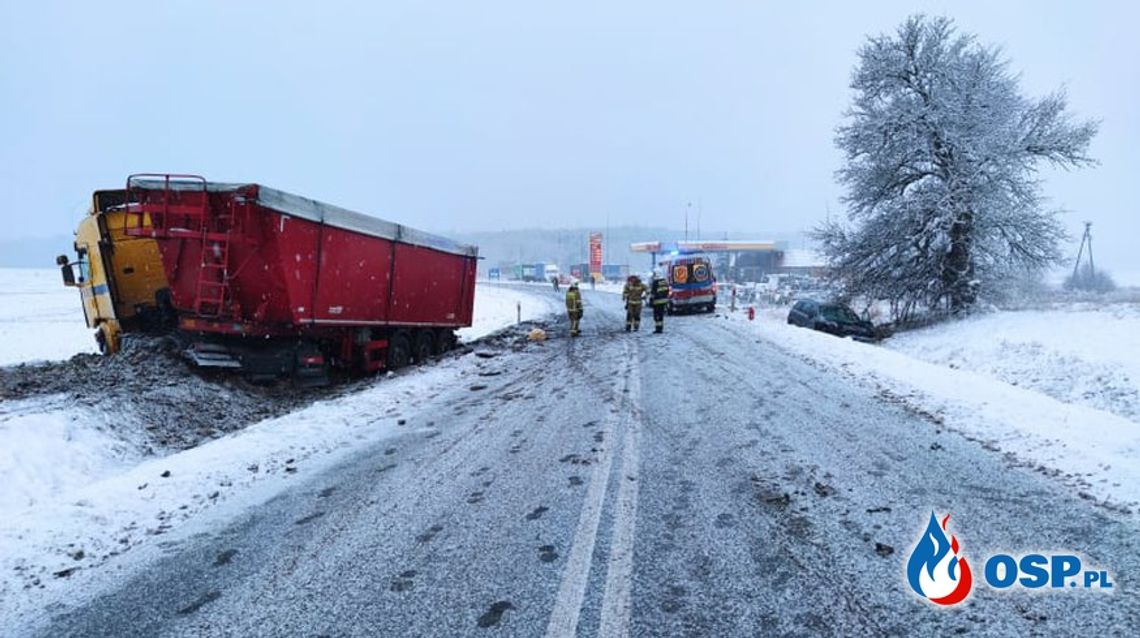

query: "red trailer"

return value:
[123, 174, 477, 380]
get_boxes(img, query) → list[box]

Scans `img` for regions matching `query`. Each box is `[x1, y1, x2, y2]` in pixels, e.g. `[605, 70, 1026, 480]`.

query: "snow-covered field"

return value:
[887, 305, 1140, 423]
[0, 268, 97, 366]
[0, 275, 561, 626]
[728, 303, 1140, 513]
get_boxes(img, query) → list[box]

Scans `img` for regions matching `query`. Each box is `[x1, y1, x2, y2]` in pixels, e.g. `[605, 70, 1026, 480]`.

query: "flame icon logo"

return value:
[907, 512, 973, 605]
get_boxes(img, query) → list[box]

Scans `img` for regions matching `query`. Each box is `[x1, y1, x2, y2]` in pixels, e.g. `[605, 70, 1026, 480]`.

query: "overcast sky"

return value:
[1, 1, 1136, 272]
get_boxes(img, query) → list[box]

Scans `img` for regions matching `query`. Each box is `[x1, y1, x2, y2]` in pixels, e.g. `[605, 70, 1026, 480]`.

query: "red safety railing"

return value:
[123, 173, 209, 238]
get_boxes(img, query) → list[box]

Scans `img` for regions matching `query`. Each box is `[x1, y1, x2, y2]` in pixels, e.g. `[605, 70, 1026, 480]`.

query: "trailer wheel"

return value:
[412, 331, 434, 364]
[433, 329, 456, 355]
[387, 332, 412, 370]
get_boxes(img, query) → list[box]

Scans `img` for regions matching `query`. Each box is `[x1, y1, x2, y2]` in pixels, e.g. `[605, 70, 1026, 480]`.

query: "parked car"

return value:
[787, 299, 878, 342]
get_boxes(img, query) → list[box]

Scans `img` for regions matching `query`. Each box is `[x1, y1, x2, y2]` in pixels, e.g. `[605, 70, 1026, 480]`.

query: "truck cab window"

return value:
[76, 247, 90, 284]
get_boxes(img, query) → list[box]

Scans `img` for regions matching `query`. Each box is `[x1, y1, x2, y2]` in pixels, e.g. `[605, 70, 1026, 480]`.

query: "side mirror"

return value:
[57, 255, 78, 287]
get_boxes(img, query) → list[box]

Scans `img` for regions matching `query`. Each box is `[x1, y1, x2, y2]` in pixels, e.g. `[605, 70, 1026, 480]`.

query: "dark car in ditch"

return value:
[786, 299, 878, 342]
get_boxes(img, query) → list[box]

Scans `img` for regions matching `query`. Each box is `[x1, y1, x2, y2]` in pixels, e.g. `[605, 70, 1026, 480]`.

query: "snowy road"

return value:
[34, 290, 1140, 637]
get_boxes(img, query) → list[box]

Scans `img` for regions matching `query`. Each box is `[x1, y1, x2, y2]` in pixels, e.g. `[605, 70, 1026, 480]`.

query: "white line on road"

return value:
[544, 342, 630, 638]
[598, 342, 642, 638]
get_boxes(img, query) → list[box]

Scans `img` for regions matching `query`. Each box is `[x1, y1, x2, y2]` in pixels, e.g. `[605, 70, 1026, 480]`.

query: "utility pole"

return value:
[1072, 221, 1094, 281]
[697, 198, 702, 241]
[684, 202, 691, 241]
[1087, 223, 1095, 278]
[605, 213, 610, 266]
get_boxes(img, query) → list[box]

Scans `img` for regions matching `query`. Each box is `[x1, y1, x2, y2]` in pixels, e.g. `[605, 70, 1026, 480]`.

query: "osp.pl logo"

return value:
[907, 511, 1115, 606]
[907, 512, 973, 605]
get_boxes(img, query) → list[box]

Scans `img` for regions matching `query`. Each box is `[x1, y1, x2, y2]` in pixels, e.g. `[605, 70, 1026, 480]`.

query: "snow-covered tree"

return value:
[816, 15, 1097, 317]
[1065, 264, 1116, 292]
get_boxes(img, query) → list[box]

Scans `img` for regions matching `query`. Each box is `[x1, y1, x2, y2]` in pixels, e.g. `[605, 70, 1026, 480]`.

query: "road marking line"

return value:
[544, 343, 628, 638]
[598, 344, 642, 638]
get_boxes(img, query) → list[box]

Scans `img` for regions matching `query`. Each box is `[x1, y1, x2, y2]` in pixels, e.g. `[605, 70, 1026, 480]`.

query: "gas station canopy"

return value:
[630, 240, 778, 254]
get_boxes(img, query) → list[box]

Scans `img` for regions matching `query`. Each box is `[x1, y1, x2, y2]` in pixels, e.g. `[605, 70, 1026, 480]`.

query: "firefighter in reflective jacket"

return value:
[565, 281, 583, 337]
[622, 275, 647, 332]
[650, 273, 669, 333]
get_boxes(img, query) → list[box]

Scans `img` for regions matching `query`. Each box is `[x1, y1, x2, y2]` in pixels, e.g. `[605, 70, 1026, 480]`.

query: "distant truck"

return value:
[660, 255, 717, 313]
[59, 174, 477, 380]
[601, 264, 629, 282]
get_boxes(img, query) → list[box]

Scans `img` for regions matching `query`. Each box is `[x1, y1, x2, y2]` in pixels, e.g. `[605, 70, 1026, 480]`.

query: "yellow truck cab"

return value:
[58, 189, 171, 353]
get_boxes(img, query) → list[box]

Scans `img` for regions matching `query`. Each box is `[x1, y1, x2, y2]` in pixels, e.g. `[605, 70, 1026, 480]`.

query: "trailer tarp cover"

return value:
[131, 179, 478, 258]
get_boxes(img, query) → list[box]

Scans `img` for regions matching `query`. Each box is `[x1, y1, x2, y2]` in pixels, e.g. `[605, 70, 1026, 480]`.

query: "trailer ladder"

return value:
[193, 230, 231, 317]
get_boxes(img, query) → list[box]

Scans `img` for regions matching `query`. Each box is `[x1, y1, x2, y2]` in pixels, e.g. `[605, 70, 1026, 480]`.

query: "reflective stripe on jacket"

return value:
[651, 278, 669, 305]
[565, 289, 583, 312]
[622, 282, 647, 306]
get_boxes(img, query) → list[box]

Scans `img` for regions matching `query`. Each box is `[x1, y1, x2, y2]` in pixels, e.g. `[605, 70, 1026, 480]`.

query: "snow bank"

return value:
[887, 304, 1140, 423]
[724, 306, 1140, 514]
[0, 398, 144, 511]
[0, 268, 96, 366]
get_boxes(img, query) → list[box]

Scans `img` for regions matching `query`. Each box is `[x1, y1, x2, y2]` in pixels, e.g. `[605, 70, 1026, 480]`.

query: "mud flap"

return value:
[294, 345, 330, 387]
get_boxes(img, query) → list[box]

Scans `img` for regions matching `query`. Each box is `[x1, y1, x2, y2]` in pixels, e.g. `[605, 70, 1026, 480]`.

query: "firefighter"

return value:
[650, 271, 670, 333]
[565, 280, 583, 337]
[622, 274, 647, 332]
[552, 276, 560, 292]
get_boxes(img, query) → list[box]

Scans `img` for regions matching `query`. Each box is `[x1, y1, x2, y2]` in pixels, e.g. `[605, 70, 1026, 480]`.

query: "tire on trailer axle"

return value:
[386, 332, 412, 370]
[412, 330, 434, 364]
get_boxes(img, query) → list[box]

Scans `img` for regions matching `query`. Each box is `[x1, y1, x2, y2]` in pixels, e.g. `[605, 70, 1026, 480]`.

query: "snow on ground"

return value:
[457, 281, 565, 341]
[1, 362, 466, 628]
[724, 304, 1140, 514]
[0, 278, 561, 627]
[887, 304, 1140, 423]
[0, 279, 560, 527]
[0, 268, 96, 366]
[0, 397, 145, 512]
[458, 278, 631, 339]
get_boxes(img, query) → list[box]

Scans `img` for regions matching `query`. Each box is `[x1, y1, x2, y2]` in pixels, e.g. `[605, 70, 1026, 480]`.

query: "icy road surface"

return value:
[30, 291, 1140, 637]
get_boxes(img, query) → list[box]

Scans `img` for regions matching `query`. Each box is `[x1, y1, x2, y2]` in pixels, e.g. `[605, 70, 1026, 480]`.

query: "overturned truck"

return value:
[60, 174, 477, 381]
